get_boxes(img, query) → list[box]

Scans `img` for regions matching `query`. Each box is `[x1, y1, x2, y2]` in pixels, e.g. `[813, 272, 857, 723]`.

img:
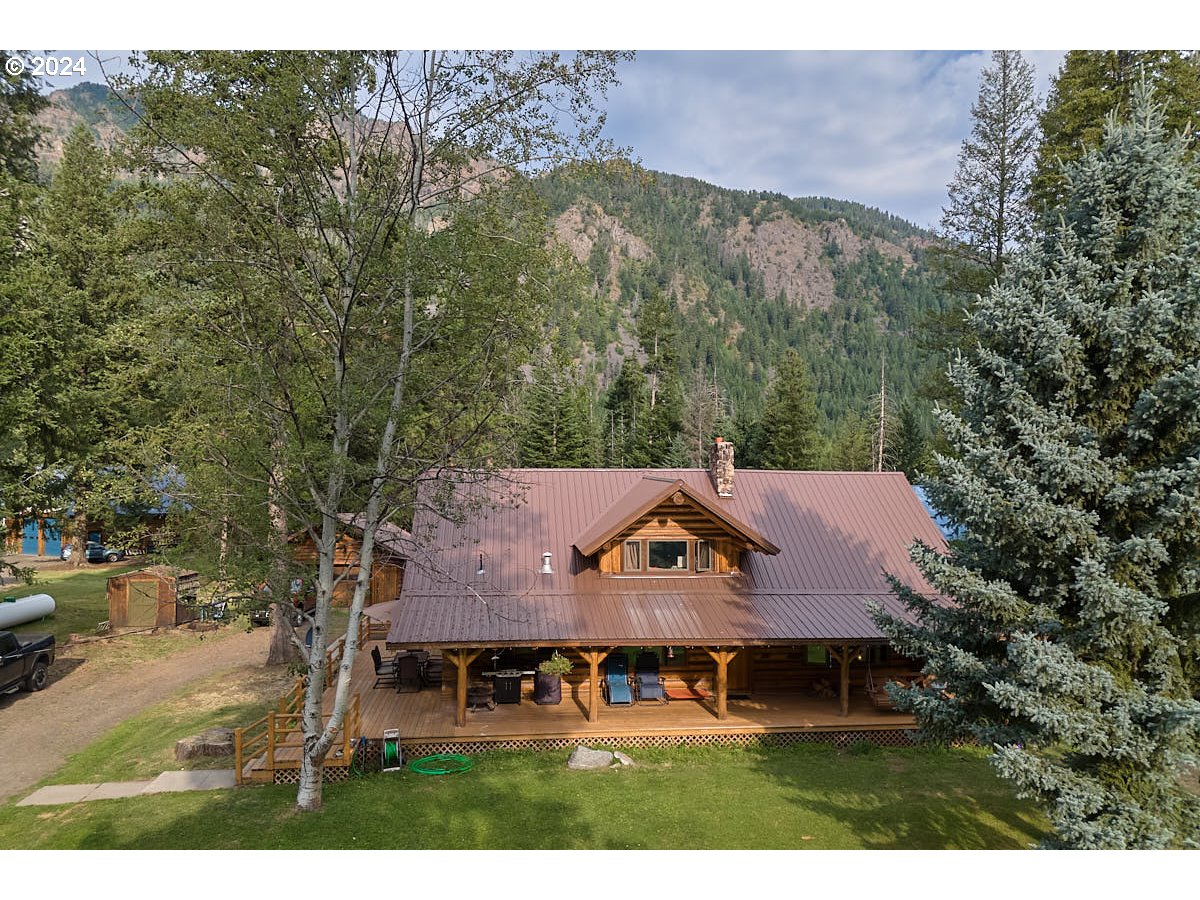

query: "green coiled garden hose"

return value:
[409, 753, 473, 775]
[382, 739, 403, 770]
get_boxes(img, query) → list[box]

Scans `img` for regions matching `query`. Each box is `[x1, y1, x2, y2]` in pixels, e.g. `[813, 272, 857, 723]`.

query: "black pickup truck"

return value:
[0, 630, 55, 694]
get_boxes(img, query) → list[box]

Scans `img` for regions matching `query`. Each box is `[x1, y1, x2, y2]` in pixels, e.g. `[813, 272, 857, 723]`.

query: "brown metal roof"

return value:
[571, 476, 780, 557]
[389, 468, 948, 647]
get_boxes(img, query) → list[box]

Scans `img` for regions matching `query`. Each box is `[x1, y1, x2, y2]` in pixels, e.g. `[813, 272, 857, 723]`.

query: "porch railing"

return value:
[235, 634, 365, 785]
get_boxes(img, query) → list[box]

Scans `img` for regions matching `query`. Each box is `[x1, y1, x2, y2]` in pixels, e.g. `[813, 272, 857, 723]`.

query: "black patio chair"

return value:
[634, 651, 667, 703]
[371, 645, 398, 689]
[395, 653, 422, 693]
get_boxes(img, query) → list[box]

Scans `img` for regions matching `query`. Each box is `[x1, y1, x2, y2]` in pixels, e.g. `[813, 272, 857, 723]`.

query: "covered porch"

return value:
[341, 640, 918, 752]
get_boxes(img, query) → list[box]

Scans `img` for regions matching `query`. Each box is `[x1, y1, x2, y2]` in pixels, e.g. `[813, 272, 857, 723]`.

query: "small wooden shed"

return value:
[107, 566, 201, 628]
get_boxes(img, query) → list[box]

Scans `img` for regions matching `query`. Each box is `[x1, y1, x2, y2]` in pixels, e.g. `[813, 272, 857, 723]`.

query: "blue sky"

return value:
[37, 49, 1063, 229]
[601, 51, 1064, 228]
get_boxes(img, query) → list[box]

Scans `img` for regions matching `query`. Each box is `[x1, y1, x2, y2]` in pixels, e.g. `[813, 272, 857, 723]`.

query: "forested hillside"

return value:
[535, 165, 946, 454]
[33, 82, 948, 470]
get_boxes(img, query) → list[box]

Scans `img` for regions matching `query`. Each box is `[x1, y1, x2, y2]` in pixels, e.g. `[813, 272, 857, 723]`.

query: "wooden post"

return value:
[234, 728, 244, 785]
[576, 649, 611, 724]
[827, 645, 860, 717]
[704, 648, 739, 720]
[445, 648, 483, 727]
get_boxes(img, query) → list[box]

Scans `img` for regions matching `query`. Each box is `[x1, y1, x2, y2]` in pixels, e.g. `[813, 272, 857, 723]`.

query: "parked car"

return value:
[0, 629, 56, 693]
[85, 541, 126, 564]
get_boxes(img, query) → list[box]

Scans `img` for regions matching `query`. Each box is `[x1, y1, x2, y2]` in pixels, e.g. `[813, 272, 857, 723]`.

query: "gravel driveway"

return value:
[0, 627, 271, 802]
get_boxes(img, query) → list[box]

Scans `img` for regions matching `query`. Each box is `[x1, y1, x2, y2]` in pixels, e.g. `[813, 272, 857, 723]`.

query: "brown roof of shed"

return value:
[389, 468, 948, 647]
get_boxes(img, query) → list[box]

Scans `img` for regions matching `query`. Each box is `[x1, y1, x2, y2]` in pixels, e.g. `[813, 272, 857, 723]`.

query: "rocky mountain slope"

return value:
[36, 83, 945, 423]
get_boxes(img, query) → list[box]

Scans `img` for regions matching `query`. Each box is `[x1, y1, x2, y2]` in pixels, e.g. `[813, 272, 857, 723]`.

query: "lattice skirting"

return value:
[271, 763, 354, 785]
[400, 728, 914, 758]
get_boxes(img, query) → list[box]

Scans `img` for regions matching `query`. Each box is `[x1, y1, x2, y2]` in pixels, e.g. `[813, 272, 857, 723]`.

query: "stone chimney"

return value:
[710, 437, 735, 498]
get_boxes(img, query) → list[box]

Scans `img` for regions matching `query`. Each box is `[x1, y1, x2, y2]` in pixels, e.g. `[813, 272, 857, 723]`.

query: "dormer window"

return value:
[574, 476, 779, 578]
[616, 539, 719, 574]
[648, 540, 688, 571]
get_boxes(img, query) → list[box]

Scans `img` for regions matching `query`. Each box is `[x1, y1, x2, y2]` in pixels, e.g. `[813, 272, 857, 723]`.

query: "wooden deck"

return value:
[331, 643, 916, 753]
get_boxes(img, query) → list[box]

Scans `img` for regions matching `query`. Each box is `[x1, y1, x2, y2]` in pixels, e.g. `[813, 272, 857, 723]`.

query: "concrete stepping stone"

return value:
[17, 768, 237, 805]
[17, 781, 149, 806]
[143, 769, 236, 793]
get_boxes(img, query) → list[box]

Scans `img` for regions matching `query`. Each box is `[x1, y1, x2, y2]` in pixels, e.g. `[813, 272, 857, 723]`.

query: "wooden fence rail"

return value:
[235, 635, 364, 785]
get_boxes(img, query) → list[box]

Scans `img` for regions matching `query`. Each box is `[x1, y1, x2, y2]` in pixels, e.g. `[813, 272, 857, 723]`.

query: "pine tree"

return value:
[637, 289, 684, 464]
[875, 86, 1200, 848]
[519, 355, 599, 468]
[753, 350, 823, 470]
[827, 410, 873, 471]
[0, 53, 48, 181]
[1032, 51, 1200, 211]
[604, 358, 652, 467]
[936, 51, 1041, 297]
[891, 399, 932, 480]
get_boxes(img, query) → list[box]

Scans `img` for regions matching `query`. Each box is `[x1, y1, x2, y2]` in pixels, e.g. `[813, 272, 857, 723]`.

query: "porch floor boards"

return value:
[338, 643, 916, 743]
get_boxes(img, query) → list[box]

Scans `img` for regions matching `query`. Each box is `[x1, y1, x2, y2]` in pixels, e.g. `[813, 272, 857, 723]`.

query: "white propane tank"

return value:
[0, 593, 56, 629]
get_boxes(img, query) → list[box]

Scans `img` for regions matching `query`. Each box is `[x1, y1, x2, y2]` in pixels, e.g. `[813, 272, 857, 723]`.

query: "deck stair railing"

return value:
[235, 634, 364, 785]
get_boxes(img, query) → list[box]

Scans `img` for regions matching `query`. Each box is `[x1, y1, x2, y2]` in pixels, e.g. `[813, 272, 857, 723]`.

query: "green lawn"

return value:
[5, 563, 138, 642]
[0, 742, 1048, 849]
[43, 665, 297, 785]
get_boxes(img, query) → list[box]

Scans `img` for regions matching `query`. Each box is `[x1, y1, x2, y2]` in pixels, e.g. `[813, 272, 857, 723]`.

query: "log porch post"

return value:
[576, 648, 611, 724]
[827, 645, 861, 717]
[704, 648, 739, 720]
[445, 648, 483, 727]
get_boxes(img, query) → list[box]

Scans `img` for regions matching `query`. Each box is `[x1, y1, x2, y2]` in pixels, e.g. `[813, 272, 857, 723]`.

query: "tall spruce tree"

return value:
[752, 350, 823, 470]
[874, 85, 1200, 849]
[936, 50, 1041, 297]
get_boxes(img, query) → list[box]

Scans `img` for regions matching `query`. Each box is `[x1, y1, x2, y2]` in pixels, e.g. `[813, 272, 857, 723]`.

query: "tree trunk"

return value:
[266, 601, 298, 666]
[295, 737, 324, 810]
[70, 511, 88, 568]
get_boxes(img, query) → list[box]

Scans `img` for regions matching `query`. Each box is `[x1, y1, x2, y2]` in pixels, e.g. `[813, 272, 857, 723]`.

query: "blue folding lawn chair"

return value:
[602, 652, 633, 706]
[634, 651, 667, 703]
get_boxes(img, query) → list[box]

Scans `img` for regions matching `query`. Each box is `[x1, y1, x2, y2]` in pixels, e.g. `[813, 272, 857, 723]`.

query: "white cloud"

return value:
[605, 50, 1064, 229]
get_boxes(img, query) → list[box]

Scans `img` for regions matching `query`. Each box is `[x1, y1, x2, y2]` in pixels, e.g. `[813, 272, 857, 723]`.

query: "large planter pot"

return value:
[534, 672, 563, 705]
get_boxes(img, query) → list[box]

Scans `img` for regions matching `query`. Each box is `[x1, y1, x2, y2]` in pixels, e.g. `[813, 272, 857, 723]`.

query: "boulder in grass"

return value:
[174, 727, 236, 760]
[613, 751, 635, 767]
[567, 746, 613, 770]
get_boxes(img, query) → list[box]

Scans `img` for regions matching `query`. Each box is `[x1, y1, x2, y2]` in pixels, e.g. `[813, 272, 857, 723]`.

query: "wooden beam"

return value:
[703, 648, 739, 720]
[574, 649, 611, 724]
[445, 648, 483, 727]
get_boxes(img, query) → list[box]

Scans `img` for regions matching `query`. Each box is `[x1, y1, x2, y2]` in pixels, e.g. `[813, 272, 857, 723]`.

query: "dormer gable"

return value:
[572, 476, 779, 575]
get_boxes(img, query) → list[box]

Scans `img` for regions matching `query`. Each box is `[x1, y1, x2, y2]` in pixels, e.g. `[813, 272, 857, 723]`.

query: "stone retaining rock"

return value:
[567, 745, 613, 770]
[174, 727, 235, 761]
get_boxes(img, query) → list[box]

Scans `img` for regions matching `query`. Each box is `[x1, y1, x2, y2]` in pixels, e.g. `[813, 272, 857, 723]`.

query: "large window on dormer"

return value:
[648, 540, 689, 571]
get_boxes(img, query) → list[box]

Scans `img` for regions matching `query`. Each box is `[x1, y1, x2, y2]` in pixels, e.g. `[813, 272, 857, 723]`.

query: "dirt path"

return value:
[0, 627, 271, 802]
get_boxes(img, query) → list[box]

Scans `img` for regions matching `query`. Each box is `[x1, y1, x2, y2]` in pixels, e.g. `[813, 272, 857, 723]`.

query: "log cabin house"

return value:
[240, 439, 951, 782]
[372, 438, 946, 745]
